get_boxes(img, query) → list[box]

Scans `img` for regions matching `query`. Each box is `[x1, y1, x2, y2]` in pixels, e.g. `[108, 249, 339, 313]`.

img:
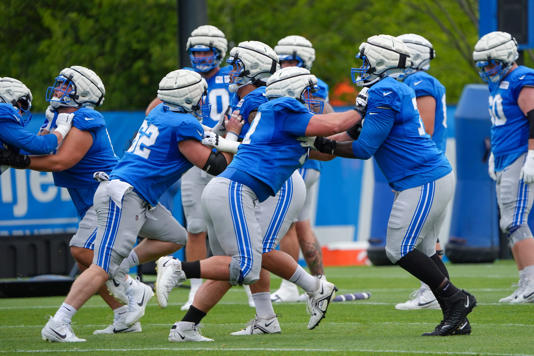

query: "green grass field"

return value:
[1, 260, 533, 355]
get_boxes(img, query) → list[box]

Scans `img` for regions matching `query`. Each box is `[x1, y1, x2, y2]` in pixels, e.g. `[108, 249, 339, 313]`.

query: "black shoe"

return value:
[422, 290, 476, 336]
[451, 318, 471, 335]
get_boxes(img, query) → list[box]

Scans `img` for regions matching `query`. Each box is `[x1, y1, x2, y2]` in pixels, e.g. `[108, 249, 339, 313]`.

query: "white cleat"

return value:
[93, 322, 141, 335]
[271, 279, 300, 303]
[168, 321, 213, 342]
[156, 256, 186, 308]
[510, 278, 534, 304]
[41, 317, 86, 343]
[499, 282, 523, 303]
[231, 315, 281, 335]
[306, 277, 337, 330]
[395, 285, 440, 310]
[124, 278, 154, 326]
[105, 275, 130, 305]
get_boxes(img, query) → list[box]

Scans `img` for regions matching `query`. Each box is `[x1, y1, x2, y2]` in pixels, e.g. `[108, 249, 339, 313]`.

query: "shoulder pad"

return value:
[72, 108, 106, 131]
[0, 103, 23, 125]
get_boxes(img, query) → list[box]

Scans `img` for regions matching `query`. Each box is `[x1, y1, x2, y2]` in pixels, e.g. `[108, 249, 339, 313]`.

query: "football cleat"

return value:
[105, 275, 130, 305]
[156, 256, 186, 308]
[41, 317, 86, 343]
[271, 279, 300, 303]
[168, 321, 213, 342]
[124, 278, 154, 326]
[93, 322, 141, 335]
[511, 277, 534, 303]
[306, 277, 337, 330]
[499, 279, 524, 303]
[395, 285, 440, 310]
[231, 315, 281, 335]
[422, 290, 476, 336]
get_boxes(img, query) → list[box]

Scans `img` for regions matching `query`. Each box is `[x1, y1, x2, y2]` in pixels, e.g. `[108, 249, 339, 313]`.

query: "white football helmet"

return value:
[351, 34, 411, 86]
[0, 77, 32, 125]
[274, 35, 316, 70]
[265, 67, 322, 113]
[186, 25, 227, 73]
[46, 66, 105, 109]
[157, 69, 208, 118]
[473, 31, 518, 86]
[226, 41, 279, 93]
[397, 33, 435, 72]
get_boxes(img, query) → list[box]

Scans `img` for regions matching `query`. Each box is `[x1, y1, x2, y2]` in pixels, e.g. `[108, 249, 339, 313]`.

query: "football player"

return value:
[394, 34, 447, 311]
[146, 25, 232, 311]
[474, 31, 534, 303]
[271, 35, 331, 302]
[155, 66, 364, 342]
[0, 68, 144, 335]
[39, 69, 234, 342]
[0, 77, 72, 167]
[313, 34, 476, 336]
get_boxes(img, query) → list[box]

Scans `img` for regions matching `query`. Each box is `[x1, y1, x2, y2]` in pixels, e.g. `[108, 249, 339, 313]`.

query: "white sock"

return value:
[53, 303, 77, 323]
[522, 265, 534, 280]
[288, 265, 319, 293]
[252, 292, 275, 319]
[189, 278, 203, 294]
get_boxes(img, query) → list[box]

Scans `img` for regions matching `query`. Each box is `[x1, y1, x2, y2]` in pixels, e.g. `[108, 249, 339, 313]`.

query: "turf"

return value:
[1, 260, 533, 355]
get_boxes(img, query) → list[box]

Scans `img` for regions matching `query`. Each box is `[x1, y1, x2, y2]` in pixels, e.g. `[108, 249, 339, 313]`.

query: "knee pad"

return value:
[186, 218, 206, 234]
[507, 224, 533, 245]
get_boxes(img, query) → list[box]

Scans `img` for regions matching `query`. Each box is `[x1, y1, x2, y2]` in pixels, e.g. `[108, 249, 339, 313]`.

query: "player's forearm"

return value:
[29, 155, 75, 172]
[306, 110, 361, 137]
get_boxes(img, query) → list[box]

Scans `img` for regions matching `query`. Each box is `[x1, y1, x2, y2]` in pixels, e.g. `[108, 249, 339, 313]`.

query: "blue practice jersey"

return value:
[404, 71, 447, 153]
[111, 103, 203, 206]
[222, 97, 313, 201]
[0, 103, 58, 154]
[229, 87, 268, 139]
[186, 65, 232, 128]
[488, 66, 534, 171]
[352, 77, 451, 191]
[51, 108, 118, 217]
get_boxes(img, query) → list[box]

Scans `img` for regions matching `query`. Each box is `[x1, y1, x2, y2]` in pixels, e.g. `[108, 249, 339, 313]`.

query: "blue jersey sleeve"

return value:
[315, 78, 329, 100]
[368, 86, 402, 112]
[512, 70, 534, 101]
[0, 120, 58, 154]
[352, 107, 395, 159]
[176, 118, 203, 142]
[71, 108, 106, 131]
[411, 78, 435, 98]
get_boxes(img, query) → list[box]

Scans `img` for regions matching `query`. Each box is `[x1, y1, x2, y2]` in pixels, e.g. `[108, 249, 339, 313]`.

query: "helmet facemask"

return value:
[476, 59, 511, 87]
[301, 84, 324, 113]
[46, 76, 79, 109]
[191, 89, 211, 122]
[189, 46, 221, 72]
[279, 53, 305, 68]
[227, 57, 251, 93]
[351, 53, 378, 87]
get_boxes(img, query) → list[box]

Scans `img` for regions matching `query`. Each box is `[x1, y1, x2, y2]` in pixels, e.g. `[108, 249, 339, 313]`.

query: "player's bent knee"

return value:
[228, 259, 260, 286]
[186, 219, 207, 234]
[507, 224, 533, 245]
[385, 246, 401, 264]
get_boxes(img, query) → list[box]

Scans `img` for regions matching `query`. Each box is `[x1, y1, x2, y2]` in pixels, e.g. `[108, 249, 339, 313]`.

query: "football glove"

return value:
[0, 149, 30, 169]
[54, 112, 74, 138]
[353, 87, 369, 117]
[520, 150, 534, 183]
[313, 137, 337, 155]
[40, 105, 58, 134]
[488, 152, 496, 181]
[202, 132, 240, 154]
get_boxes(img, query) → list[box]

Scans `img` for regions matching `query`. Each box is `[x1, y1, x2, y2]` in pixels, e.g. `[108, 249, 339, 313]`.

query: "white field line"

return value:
[0, 347, 532, 356]
[1, 321, 533, 329]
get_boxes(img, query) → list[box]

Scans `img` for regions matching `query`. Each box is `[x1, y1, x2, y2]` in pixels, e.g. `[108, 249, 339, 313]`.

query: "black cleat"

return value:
[422, 290, 476, 336]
